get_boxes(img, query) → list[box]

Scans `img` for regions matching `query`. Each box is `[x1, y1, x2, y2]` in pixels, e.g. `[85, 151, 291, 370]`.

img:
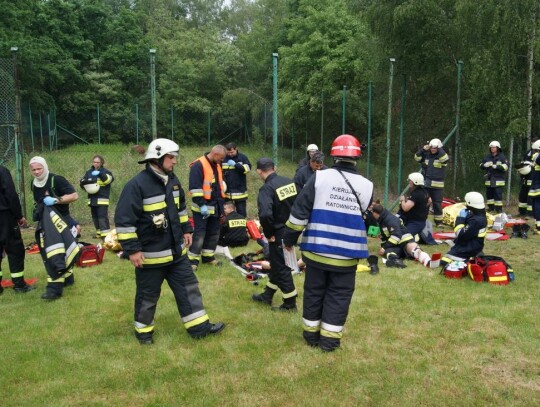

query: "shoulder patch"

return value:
[276, 183, 297, 201]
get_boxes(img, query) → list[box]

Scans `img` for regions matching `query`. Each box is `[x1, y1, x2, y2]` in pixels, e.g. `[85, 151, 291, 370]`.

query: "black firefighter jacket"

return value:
[115, 166, 193, 268]
[37, 205, 80, 276]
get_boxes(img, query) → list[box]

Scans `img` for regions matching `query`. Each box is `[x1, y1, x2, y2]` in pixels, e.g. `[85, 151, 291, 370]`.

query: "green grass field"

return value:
[1, 145, 539, 406]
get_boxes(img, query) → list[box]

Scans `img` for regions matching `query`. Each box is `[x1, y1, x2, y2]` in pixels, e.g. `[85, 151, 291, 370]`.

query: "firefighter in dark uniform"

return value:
[284, 135, 374, 352]
[480, 140, 508, 213]
[188, 145, 227, 270]
[296, 143, 319, 172]
[441, 192, 487, 267]
[528, 139, 540, 233]
[218, 201, 249, 248]
[222, 142, 251, 217]
[370, 203, 432, 268]
[29, 156, 79, 300]
[115, 138, 225, 344]
[515, 148, 534, 216]
[0, 165, 34, 294]
[252, 157, 298, 311]
[293, 151, 326, 192]
[80, 155, 114, 240]
[414, 138, 449, 226]
[398, 172, 430, 241]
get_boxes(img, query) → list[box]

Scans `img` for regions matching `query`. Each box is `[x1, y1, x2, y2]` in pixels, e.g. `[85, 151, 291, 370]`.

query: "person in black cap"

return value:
[252, 157, 299, 311]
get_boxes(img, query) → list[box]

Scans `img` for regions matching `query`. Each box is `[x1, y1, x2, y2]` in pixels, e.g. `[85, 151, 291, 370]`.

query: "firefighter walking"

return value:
[284, 135, 373, 351]
[252, 157, 298, 311]
[115, 139, 225, 344]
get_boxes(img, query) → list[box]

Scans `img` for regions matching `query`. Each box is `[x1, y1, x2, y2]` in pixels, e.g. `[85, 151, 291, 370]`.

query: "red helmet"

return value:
[330, 134, 362, 158]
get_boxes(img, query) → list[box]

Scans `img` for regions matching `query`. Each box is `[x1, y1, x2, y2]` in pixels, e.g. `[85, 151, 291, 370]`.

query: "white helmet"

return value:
[489, 140, 501, 149]
[306, 144, 319, 152]
[532, 139, 540, 150]
[464, 191, 485, 209]
[518, 162, 532, 175]
[139, 138, 179, 163]
[83, 183, 100, 194]
[408, 172, 424, 186]
[429, 138, 443, 148]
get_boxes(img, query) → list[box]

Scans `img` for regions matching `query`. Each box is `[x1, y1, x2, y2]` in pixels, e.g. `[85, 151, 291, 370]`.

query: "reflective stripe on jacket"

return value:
[115, 166, 193, 268]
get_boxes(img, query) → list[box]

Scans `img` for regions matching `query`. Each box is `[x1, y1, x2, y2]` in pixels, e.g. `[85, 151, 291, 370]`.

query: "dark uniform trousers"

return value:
[426, 187, 443, 222]
[0, 212, 26, 287]
[486, 186, 503, 212]
[189, 212, 221, 264]
[518, 182, 532, 215]
[303, 262, 355, 350]
[91, 205, 110, 238]
[266, 235, 296, 299]
[135, 255, 211, 339]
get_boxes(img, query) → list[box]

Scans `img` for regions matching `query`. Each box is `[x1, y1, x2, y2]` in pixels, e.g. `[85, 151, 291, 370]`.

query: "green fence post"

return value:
[135, 104, 139, 144]
[207, 110, 211, 146]
[39, 112, 44, 151]
[272, 53, 279, 166]
[453, 60, 463, 194]
[171, 107, 174, 141]
[342, 85, 347, 134]
[384, 58, 396, 207]
[398, 74, 407, 192]
[97, 103, 101, 144]
[28, 105, 34, 151]
[320, 91, 324, 149]
[150, 48, 157, 140]
[367, 81, 373, 178]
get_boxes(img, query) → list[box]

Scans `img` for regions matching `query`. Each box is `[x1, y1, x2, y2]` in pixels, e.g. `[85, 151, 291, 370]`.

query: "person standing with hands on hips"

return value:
[80, 155, 114, 240]
[480, 141, 508, 213]
[115, 138, 225, 344]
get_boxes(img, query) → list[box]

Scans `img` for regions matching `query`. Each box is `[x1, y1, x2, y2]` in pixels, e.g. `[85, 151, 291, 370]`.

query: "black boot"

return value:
[272, 296, 297, 312]
[41, 282, 63, 301]
[252, 287, 275, 305]
[386, 254, 406, 268]
[13, 277, 36, 293]
[367, 255, 379, 275]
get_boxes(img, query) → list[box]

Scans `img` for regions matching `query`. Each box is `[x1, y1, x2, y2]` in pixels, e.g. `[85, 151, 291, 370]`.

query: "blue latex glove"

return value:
[200, 205, 209, 218]
[91, 170, 100, 176]
[227, 159, 236, 167]
[43, 196, 58, 206]
[458, 208, 468, 218]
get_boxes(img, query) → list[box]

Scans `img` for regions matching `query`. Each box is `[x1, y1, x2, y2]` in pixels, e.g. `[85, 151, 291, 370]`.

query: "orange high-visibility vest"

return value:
[192, 155, 226, 200]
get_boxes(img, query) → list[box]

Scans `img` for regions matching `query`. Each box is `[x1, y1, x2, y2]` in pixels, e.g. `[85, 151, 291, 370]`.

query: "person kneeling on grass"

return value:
[218, 201, 249, 248]
[440, 192, 487, 268]
[370, 203, 432, 268]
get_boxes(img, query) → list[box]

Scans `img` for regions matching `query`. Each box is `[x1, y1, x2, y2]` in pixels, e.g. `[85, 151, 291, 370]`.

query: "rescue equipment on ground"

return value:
[76, 243, 105, 267]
